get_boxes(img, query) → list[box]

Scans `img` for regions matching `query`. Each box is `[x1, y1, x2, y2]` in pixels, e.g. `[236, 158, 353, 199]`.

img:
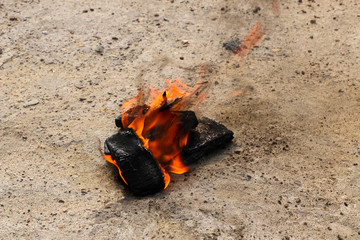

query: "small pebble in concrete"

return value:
[182, 40, 189, 46]
[23, 99, 39, 108]
[253, 7, 261, 14]
[95, 45, 104, 55]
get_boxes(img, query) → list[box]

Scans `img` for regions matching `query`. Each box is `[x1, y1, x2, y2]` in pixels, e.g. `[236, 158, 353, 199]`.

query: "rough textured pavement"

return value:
[1, 0, 360, 239]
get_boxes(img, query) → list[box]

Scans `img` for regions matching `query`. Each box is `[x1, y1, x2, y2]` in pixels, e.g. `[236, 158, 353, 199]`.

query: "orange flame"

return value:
[103, 154, 128, 185]
[233, 23, 265, 57]
[118, 79, 207, 188]
[272, 0, 280, 17]
[229, 89, 244, 98]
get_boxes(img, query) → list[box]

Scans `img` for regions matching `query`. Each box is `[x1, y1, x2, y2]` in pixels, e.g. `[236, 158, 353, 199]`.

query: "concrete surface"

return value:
[1, 0, 360, 239]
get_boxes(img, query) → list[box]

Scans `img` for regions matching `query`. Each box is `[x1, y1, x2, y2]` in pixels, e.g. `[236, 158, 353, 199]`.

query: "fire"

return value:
[103, 154, 128, 185]
[109, 79, 207, 188]
[229, 89, 244, 98]
[272, 0, 280, 17]
[233, 23, 265, 57]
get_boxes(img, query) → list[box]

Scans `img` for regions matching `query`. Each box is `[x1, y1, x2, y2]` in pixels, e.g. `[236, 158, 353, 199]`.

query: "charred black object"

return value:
[182, 117, 234, 165]
[104, 112, 234, 196]
[104, 129, 165, 196]
[223, 38, 241, 52]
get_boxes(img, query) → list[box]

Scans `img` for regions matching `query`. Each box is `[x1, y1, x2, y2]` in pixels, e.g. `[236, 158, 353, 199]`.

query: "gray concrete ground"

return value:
[1, 0, 360, 239]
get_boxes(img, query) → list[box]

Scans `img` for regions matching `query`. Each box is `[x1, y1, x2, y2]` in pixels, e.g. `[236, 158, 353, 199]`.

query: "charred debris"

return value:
[104, 110, 233, 196]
